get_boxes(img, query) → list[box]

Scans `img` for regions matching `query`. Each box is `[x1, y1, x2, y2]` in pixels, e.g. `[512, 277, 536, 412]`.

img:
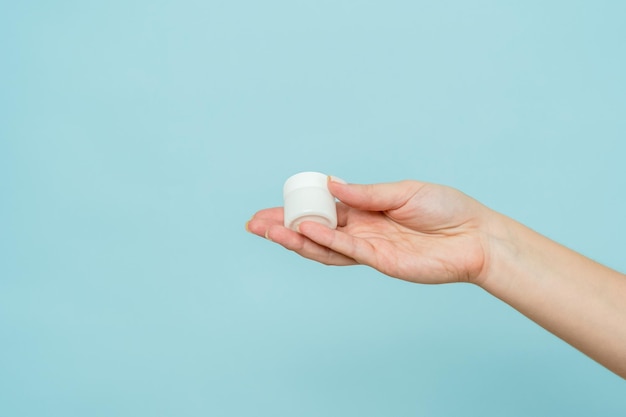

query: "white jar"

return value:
[283, 171, 338, 231]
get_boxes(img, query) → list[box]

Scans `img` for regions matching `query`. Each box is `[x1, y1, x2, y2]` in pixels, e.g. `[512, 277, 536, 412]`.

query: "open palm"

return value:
[247, 180, 491, 285]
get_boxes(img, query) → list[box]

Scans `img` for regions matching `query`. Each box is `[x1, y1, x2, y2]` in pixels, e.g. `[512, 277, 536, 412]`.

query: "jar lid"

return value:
[283, 171, 328, 196]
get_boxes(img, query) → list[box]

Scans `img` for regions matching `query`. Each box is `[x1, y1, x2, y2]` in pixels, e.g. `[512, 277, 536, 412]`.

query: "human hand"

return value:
[248, 177, 626, 377]
[246, 178, 495, 285]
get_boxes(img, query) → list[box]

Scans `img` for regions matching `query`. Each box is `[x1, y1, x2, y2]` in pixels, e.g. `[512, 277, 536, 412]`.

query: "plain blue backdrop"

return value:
[1, 1, 625, 416]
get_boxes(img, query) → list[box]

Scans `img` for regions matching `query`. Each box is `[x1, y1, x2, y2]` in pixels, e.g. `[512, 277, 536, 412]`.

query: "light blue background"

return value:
[1, 1, 625, 416]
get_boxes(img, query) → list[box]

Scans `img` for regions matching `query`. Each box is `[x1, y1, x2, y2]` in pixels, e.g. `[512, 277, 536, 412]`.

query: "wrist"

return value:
[473, 209, 528, 291]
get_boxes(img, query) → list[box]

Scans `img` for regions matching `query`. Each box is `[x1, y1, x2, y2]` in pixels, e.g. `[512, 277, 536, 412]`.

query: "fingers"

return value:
[250, 207, 283, 222]
[266, 225, 358, 266]
[246, 207, 283, 238]
[246, 208, 357, 266]
[328, 178, 425, 213]
[249, 203, 351, 234]
[297, 220, 377, 268]
[336, 201, 351, 227]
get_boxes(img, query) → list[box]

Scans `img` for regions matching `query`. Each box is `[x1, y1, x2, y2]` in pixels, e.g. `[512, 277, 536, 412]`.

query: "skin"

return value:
[246, 178, 626, 379]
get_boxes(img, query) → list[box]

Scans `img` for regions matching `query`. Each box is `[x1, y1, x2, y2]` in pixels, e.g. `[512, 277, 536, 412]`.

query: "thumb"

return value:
[327, 177, 425, 212]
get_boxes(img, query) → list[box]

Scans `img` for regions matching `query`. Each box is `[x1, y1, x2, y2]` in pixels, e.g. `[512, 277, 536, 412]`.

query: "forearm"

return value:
[479, 212, 626, 378]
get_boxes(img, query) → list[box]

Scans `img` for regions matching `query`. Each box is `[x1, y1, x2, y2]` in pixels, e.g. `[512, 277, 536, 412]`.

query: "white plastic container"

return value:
[283, 171, 338, 231]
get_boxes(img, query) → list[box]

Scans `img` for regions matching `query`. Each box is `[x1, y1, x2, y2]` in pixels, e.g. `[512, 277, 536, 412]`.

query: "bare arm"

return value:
[482, 212, 626, 378]
[246, 178, 626, 378]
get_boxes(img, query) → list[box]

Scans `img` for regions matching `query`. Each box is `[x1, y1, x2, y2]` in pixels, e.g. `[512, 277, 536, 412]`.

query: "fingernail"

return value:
[245, 220, 251, 232]
[264, 229, 272, 241]
[328, 175, 347, 184]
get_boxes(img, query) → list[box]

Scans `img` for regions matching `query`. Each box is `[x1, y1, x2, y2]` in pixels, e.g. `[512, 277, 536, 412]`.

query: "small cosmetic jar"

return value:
[283, 171, 338, 231]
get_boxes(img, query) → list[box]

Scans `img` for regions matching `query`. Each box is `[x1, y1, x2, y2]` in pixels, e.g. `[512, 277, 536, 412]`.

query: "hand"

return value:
[246, 178, 494, 285]
[248, 177, 626, 377]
